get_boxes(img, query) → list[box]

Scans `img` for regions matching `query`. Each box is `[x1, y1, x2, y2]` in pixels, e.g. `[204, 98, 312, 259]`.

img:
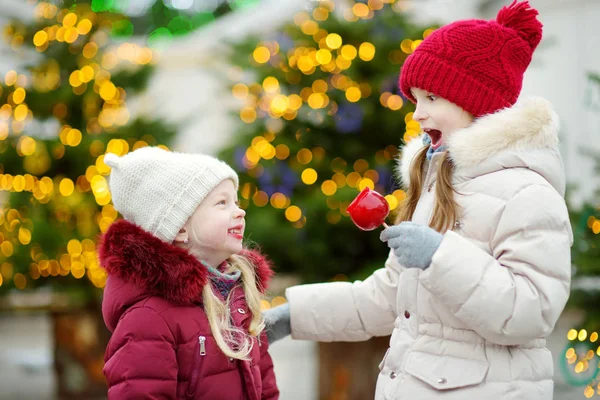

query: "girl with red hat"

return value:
[265, 2, 572, 399]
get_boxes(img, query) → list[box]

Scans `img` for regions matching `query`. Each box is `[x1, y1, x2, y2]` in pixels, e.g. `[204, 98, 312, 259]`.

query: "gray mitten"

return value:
[262, 303, 291, 344]
[380, 221, 443, 270]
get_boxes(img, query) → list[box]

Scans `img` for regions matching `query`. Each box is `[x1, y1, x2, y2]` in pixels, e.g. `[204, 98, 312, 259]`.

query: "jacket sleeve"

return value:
[104, 306, 178, 399]
[285, 251, 402, 342]
[419, 184, 572, 346]
[258, 331, 279, 400]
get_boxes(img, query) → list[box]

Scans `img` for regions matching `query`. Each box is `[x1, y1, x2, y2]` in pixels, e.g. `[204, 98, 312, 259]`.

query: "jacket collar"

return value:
[397, 97, 565, 195]
[99, 219, 274, 305]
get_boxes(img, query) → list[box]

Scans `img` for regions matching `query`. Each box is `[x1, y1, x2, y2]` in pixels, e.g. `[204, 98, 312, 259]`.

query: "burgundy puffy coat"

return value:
[99, 220, 279, 400]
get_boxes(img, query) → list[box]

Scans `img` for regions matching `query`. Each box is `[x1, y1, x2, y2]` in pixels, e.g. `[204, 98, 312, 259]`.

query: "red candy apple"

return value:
[346, 187, 390, 231]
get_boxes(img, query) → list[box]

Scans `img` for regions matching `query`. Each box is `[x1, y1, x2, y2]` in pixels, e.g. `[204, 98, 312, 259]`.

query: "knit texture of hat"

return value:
[104, 147, 239, 243]
[399, 0, 543, 117]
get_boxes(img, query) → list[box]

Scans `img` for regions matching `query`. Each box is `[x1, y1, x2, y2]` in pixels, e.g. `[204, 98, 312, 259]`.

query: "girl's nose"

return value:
[412, 104, 427, 122]
[235, 207, 246, 218]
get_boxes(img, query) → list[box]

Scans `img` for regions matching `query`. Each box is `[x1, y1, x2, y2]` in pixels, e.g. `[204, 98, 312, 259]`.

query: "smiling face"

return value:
[410, 88, 474, 150]
[178, 179, 245, 267]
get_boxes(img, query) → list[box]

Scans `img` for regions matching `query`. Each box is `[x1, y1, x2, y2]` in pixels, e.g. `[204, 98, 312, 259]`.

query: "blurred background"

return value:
[0, 0, 598, 399]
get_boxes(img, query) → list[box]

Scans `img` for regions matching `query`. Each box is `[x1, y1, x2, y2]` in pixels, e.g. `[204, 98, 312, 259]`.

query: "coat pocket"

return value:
[404, 351, 489, 390]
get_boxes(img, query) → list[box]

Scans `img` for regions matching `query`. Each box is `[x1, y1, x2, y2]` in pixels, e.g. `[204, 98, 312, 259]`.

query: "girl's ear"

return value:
[174, 228, 189, 245]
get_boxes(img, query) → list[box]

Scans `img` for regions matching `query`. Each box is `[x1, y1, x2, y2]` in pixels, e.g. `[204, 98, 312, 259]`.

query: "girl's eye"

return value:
[217, 200, 226, 205]
[427, 95, 437, 101]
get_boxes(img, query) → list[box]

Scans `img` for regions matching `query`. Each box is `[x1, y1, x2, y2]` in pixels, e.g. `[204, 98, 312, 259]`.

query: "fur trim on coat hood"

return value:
[397, 97, 566, 195]
[99, 219, 274, 305]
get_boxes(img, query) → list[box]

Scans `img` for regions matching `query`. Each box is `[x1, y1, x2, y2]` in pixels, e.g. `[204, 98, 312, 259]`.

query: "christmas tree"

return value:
[220, 0, 431, 285]
[0, 1, 181, 302]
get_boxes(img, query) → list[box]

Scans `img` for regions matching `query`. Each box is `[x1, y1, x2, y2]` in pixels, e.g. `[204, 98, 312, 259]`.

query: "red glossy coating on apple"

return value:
[346, 187, 390, 231]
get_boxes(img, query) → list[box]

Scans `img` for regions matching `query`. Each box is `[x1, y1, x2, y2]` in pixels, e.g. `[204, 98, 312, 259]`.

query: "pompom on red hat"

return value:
[399, 0, 543, 118]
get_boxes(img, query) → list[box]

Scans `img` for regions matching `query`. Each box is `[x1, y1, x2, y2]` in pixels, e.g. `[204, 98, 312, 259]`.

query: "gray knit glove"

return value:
[380, 222, 443, 270]
[263, 303, 291, 344]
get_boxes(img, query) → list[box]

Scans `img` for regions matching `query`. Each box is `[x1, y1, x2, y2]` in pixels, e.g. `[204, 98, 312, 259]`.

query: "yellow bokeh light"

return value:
[270, 193, 288, 209]
[325, 33, 342, 49]
[99, 81, 117, 100]
[285, 205, 302, 222]
[316, 49, 332, 64]
[240, 107, 257, 123]
[583, 386, 594, 398]
[567, 329, 578, 341]
[401, 39, 413, 54]
[385, 194, 399, 210]
[307, 93, 326, 109]
[59, 178, 74, 196]
[341, 45, 357, 60]
[301, 168, 318, 185]
[353, 3, 369, 17]
[313, 6, 329, 21]
[300, 20, 319, 35]
[67, 239, 82, 255]
[63, 12, 77, 28]
[5, 70, 17, 86]
[345, 87, 361, 102]
[77, 19, 92, 35]
[19, 136, 36, 156]
[388, 94, 404, 110]
[253, 191, 269, 207]
[579, 329, 588, 341]
[106, 139, 129, 156]
[321, 180, 337, 196]
[423, 28, 436, 39]
[1, 241, 14, 257]
[263, 76, 279, 93]
[64, 27, 79, 44]
[590, 332, 598, 342]
[13, 104, 29, 121]
[358, 178, 375, 191]
[359, 42, 375, 61]
[13, 87, 26, 104]
[297, 148, 313, 164]
[270, 95, 289, 114]
[14, 273, 26, 290]
[69, 70, 83, 87]
[412, 40, 423, 52]
[66, 128, 82, 147]
[12, 175, 25, 192]
[312, 79, 328, 93]
[83, 42, 98, 59]
[232, 83, 248, 99]
[33, 31, 48, 47]
[275, 144, 290, 160]
[18, 227, 31, 245]
[80, 65, 94, 82]
[253, 46, 270, 64]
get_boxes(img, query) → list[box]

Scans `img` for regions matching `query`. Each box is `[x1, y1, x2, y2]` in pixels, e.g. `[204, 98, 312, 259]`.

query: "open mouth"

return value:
[227, 227, 244, 239]
[424, 129, 443, 150]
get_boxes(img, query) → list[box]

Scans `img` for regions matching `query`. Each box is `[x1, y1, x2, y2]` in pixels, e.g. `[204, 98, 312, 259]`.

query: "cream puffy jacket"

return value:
[286, 98, 573, 399]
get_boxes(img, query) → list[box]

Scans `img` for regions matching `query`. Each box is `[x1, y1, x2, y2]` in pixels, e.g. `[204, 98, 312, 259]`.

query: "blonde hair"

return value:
[395, 145, 460, 232]
[200, 253, 265, 361]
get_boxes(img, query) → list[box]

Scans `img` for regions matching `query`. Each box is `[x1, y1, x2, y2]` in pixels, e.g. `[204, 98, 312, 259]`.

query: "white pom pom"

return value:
[104, 153, 120, 168]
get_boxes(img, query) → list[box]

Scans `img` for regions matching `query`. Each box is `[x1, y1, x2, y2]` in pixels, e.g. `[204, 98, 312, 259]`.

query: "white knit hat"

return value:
[104, 147, 239, 243]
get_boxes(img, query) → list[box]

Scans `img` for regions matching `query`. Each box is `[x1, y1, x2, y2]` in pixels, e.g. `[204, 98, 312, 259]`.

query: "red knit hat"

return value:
[399, 0, 543, 118]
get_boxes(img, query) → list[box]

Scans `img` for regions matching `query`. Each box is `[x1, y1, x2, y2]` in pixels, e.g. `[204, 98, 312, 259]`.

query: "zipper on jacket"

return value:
[199, 336, 206, 355]
[187, 336, 206, 399]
